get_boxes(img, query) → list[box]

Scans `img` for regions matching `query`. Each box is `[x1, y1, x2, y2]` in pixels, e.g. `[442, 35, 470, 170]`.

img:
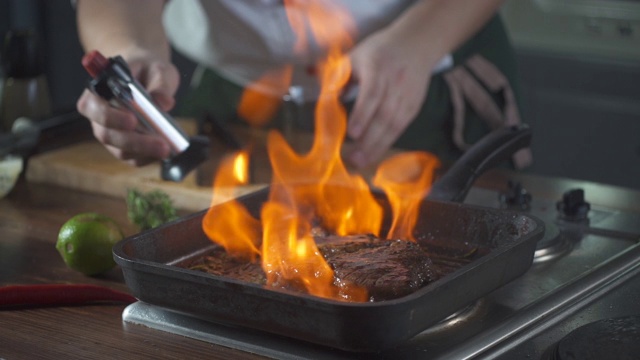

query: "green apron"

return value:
[176, 15, 521, 168]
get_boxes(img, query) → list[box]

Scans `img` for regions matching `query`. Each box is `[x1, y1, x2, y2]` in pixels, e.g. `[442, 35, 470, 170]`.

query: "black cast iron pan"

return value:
[113, 125, 544, 352]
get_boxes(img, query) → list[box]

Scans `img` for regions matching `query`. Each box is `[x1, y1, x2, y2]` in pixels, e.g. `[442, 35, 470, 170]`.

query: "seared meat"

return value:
[187, 235, 449, 302]
[188, 248, 266, 285]
[317, 235, 438, 301]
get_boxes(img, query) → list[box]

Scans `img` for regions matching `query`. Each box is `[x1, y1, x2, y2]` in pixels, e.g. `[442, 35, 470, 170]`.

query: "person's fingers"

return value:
[92, 121, 170, 162]
[140, 61, 180, 112]
[152, 92, 176, 112]
[346, 60, 385, 140]
[348, 93, 405, 169]
[76, 50, 181, 167]
[78, 88, 170, 165]
[77, 89, 138, 131]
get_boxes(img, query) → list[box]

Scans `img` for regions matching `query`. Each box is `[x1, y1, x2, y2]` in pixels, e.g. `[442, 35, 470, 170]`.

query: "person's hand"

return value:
[76, 48, 180, 167]
[344, 26, 435, 169]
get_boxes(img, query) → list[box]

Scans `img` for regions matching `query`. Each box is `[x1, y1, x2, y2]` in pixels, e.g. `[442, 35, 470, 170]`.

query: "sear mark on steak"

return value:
[317, 235, 438, 301]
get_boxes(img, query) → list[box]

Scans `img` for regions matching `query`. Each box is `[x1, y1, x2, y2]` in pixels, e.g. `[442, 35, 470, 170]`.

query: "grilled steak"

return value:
[188, 248, 266, 285]
[187, 235, 450, 302]
[317, 235, 438, 301]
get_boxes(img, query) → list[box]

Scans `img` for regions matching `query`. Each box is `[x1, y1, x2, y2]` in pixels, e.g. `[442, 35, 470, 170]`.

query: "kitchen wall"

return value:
[3, 0, 638, 189]
[501, 0, 640, 190]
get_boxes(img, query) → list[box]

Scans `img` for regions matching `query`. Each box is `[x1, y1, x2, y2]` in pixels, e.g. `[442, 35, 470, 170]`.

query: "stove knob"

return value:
[557, 188, 590, 221]
[499, 181, 532, 210]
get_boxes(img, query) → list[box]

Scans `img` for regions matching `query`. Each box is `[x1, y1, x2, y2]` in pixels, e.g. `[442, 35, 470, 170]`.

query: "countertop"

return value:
[0, 177, 269, 360]
[1, 156, 639, 359]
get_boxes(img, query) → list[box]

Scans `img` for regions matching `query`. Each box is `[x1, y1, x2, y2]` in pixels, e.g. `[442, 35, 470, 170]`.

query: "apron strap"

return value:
[443, 54, 532, 169]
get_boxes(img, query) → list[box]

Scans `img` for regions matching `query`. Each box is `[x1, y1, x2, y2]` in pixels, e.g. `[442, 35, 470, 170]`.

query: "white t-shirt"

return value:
[163, 0, 451, 100]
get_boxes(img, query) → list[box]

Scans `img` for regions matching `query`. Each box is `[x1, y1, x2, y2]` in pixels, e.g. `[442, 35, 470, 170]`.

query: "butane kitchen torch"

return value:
[82, 50, 209, 182]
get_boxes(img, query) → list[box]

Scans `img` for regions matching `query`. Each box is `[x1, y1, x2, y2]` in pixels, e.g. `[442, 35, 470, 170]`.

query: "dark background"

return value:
[1, 0, 639, 189]
[0, 0, 196, 115]
[1, 0, 86, 114]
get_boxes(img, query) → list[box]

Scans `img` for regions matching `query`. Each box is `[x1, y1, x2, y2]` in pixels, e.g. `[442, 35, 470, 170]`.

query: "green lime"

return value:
[56, 212, 124, 276]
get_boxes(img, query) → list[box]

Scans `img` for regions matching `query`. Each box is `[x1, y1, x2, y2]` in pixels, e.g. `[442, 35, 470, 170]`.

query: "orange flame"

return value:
[202, 151, 261, 262]
[373, 152, 440, 241]
[265, 61, 384, 234]
[260, 201, 367, 301]
[201, 0, 439, 302]
[259, 0, 378, 299]
[284, 0, 355, 55]
[237, 66, 293, 127]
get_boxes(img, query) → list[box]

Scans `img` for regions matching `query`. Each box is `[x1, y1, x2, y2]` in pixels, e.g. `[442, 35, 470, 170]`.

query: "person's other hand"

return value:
[76, 48, 180, 166]
[345, 26, 434, 169]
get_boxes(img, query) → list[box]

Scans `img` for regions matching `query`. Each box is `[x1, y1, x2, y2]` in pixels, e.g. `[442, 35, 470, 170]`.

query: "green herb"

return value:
[126, 188, 178, 231]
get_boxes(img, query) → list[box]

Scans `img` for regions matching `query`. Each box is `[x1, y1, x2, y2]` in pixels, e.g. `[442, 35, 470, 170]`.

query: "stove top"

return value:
[122, 180, 640, 359]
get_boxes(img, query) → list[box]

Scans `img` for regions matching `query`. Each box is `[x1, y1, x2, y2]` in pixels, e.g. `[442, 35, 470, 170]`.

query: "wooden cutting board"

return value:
[25, 140, 264, 212]
[24, 118, 395, 213]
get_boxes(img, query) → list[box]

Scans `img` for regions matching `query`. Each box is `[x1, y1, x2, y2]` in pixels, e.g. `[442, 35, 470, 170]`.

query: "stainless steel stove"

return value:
[123, 178, 640, 359]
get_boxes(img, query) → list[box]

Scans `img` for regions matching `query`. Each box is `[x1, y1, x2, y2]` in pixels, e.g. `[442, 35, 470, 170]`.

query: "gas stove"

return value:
[122, 176, 640, 359]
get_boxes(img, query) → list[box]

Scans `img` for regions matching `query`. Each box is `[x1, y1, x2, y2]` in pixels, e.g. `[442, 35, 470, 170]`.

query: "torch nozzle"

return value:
[82, 50, 109, 78]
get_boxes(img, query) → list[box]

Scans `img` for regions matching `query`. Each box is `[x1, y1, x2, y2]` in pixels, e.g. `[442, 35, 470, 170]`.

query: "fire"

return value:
[373, 152, 440, 241]
[202, 151, 260, 262]
[201, 0, 438, 301]
[237, 66, 293, 127]
[260, 201, 364, 300]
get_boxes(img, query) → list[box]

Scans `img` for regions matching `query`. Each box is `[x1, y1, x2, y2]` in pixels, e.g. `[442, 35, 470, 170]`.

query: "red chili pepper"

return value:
[0, 284, 136, 309]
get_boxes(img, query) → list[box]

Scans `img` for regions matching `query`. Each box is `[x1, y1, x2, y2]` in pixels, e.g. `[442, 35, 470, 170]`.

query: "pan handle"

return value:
[426, 124, 532, 203]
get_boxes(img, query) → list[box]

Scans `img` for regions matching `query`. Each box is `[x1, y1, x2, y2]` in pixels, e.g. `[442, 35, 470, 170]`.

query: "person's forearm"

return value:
[76, 0, 169, 60]
[391, 0, 505, 69]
